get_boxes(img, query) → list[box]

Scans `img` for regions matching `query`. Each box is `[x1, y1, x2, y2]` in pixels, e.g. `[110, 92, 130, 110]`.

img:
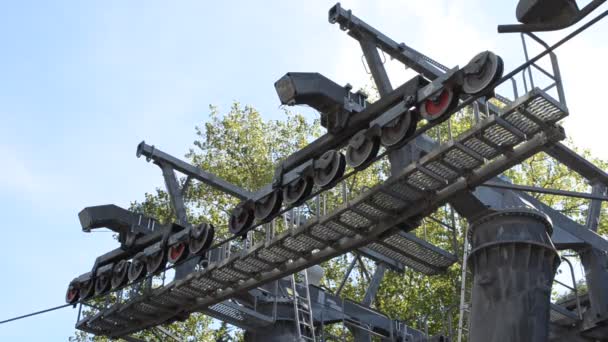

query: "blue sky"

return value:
[0, 1, 607, 340]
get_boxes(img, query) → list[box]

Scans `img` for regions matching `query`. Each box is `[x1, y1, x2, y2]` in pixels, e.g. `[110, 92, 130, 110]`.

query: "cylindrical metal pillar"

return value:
[244, 321, 298, 342]
[468, 209, 560, 342]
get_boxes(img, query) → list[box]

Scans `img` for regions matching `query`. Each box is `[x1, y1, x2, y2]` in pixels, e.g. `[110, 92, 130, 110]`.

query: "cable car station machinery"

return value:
[63, 1, 608, 341]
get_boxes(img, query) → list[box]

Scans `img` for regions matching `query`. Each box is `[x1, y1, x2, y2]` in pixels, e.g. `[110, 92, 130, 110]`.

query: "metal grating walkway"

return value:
[76, 88, 567, 337]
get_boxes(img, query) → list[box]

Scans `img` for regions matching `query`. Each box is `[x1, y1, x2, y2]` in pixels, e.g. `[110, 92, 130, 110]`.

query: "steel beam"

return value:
[545, 142, 608, 185]
[580, 183, 608, 321]
[480, 181, 608, 202]
[474, 179, 608, 251]
[361, 264, 386, 306]
[137, 141, 251, 200]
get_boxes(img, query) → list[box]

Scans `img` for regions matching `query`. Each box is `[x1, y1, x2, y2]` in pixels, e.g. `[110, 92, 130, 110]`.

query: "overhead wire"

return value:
[0, 303, 73, 325]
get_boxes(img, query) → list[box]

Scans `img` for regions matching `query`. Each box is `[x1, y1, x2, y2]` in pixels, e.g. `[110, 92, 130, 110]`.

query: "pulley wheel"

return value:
[283, 176, 314, 206]
[128, 254, 146, 283]
[313, 150, 346, 188]
[66, 282, 80, 304]
[111, 260, 130, 289]
[462, 51, 504, 96]
[420, 88, 458, 122]
[380, 110, 417, 148]
[254, 190, 283, 222]
[79, 279, 95, 300]
[145, 248, 167, 275]
[168, 242, 188, 264]
[229, 202, 255, 236]
[346, 129, 380, 170]
[95, 273, 111, 295]
[189, 223, 215, 255]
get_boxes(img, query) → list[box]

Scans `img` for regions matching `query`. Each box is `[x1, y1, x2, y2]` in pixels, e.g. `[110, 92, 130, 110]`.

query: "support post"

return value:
[159, 162, 199, 279]
[580, 183, 608, 324]
[468, 209, 559, 342]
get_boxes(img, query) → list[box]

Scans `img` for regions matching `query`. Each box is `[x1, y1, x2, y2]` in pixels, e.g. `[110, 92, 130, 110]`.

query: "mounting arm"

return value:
[136, 141, 251, 200]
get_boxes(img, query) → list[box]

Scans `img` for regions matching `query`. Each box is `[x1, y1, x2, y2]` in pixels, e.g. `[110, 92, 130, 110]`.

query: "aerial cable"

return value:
[0, 303, 72, 325]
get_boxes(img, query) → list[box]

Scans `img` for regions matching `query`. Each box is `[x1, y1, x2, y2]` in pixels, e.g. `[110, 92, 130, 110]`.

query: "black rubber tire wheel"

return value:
[229, 202, 255, 236]
[128, 254, 146, 283]
[145, 249, 167, 275]
[95, 273, 111, 295]
[380, 110, 418, 148]
[462, 51, 503, 96]
[254, 190, 283, 222]
[346, 130, 380, 170]
[79, 279, 95, 300]
[189, 223, 215, 255]
[283, 176, 314, 206]
[313, 150, 346, 188]
[111, 260, 130, 290]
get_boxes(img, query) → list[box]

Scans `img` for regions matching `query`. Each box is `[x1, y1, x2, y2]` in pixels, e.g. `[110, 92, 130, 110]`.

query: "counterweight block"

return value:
[467, 209, 560, 342]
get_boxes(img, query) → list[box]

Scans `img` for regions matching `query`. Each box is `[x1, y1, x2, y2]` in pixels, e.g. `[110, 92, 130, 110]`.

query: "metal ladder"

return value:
[457, 227, 472, 342]
[291, 270, 316, 342]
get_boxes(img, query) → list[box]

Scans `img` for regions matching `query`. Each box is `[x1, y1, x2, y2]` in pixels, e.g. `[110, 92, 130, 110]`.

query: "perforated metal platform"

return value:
[203, 300, 275, 330]
[76, 88, 568, 337]
[550, 303, 580, 326]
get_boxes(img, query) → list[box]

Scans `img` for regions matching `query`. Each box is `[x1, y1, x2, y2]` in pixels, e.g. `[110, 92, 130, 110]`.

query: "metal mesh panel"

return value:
[310, 223, 344, 241]
[210, 267, 248, 284]
[204, 300, 274, 330]
[366, 242, 437, 275]
[423, 160, 460, 181]
[482, 124, 521, 147]
[188, 276, 223, 295]
[283, 233, 326, 252]
[443, 147, 482, 170]
[353, 202, 388, 219]
[389, 181, 423, 201]
[384, 233, 456, 268]
[406, 170, 444, 191]
[233, 256, 272, 274]
[367, 191, 408, 211]
[527, 95, 566, 123]
[257, 244, 299, 263]
[147, 291, 185, 308]
[324, 220, 356, 236]
[462, 137, 498, 159]
[338, 210, 372, 229]
[502, 110, 541, 135]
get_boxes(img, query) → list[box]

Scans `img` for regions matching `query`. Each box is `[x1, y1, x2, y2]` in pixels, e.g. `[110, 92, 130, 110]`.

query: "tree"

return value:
[73, 99, 607, 340]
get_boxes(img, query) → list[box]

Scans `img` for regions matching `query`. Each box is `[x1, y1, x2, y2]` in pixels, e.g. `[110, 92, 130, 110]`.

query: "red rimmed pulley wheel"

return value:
[65, 282, 80, 304]
[419, 88, 458, 122]
[168, 242, 188, 264]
